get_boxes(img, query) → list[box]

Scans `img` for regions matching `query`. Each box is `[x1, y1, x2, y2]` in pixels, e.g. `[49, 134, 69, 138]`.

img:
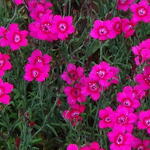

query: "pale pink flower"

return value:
[0, 78, 14, 105]
[51, 15, 75, 40]
[90, 20, 116, 40]
[0, 27, 9, 47]
[117, 0, 135, 11]
[61, 64, 84, 85]
[98, 107, 115, 129]
[24, 63, 50, 82]
[137, 109, 150, 134]
[130, 0, 150, 23]
[108, 127, 133, 150]
[6, 23, 28, 50]
[0, 53, 12, 77]
[122, 18, 136, 38]
[28, 49, 52, 65]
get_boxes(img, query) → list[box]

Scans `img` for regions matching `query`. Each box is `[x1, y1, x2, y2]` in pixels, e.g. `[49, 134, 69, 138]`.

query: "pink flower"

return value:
[30, 4, 52, 21]
[0, 53, 12, 77]
[6, 23, 28, 50]
[13, 0, 24, 5]
[117, 0, 135, 11]
[117, 86, 141, 110]
[28, 49, 52, 65]
[122, 18, 136, 38]
[29, 14, 57, 41]
[131, 39, 150, 65]
[51, 15, 75, 40]
[81, 77, 102, 101]
[89, 61, 119, 88]
[135, 65, 150, 90]
[113, 106, 137, 132]
[67, 144, 79, 150]
[130, 0, 150, 23]
[0, 78, 14, 105]
[111, 17, 122, 36]
[61, 64, 84, 85]
[132, 137, 150, 150]
[24, 63, 50, 82]
[0, 27, 9, 47]
[80, 142, 105, 150]
[137, 109, 150, 134]
[64, 83, 87, 105]
[98, 107, 115, 129]
[62, 104, 85, 126]
[90, 20, 116, 40]
[107, 127, 133, 150]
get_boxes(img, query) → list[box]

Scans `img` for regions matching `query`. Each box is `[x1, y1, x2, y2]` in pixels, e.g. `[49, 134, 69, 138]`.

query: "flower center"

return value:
[119, 0, 127, 4]
[88, 82, 99, 92]
[115, 134, 124, 145]
[137, 145, 144, 150]
[97, 69, 106, 78]
[68, 71, 77, 80]
[98, 27, 108, 36]
[41, 23, 51, 33]
[117, 115, 127, 125]
[114, 22, 122, 32]
[0, 59, 4, 68]
[32, 69, 39, 78]
[35, 56, 43, 63]
[123, 98, 132, 107]
[71, 88, 80, 97]
[144, 117, 150, 127]
[14, 34, 21, 43]
[0, 87, 4, 97]
[144, 74, 150, 85]
[104, 116, 111, 123]
[137, 7, 147, 16]
[58, 23, 67, 32]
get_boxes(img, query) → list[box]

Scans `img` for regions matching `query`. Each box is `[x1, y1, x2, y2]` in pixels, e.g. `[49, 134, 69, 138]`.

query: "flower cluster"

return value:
[0, 53, 13, 105]
[61, 62, 119, 125]
[24, 49, 52, 82]
[90, 0, 150, 41]
[0, 23, 28, 50]
[67, 142, 105, 150]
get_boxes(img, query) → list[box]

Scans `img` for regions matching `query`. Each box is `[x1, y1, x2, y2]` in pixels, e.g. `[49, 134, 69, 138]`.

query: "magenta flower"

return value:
[13, 0, 24, 5]
[122, 18, 136, 38]
[113, 106, 137, 132]
[6, 23, 28, 50]
[0, 53, 12, 77]
[81, 77, 102, 101]
[135, 65, 150, 90]
[24, 63, 50, 82]
[108, 127, 133, 150]
[117, 87, 141, 110]
[98, 107, 115, 129]
[117, 0, 135, 11]
[131, 39, 150, 65]
[89, 61, 119, 88]
[67, 144, 79, 150]
[0, 78, 14, 105]
[0, 27, 9, 47]
[28, 49, 52, 65]
[61, 63, 84, 85]
[130, 0, 150, 23]
[132, 137, 150, 150]
[111, 17, 122, 36]
[51, 15, 75, 40]
[29, 14, 57, 41]
[64, 83, 86, 105]
[80, 142, 105, 150]
[90, 20, 116, 41]
[137, 109, 150, 134]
